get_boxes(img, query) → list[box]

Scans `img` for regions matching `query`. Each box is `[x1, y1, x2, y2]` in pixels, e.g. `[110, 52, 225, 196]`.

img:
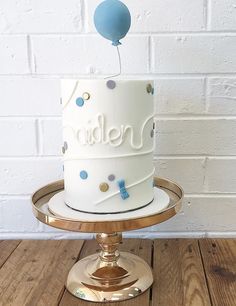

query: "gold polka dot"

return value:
[99, 183, 109, 192]
[146, 83, 153, 94]
[83, 92, 90, 100]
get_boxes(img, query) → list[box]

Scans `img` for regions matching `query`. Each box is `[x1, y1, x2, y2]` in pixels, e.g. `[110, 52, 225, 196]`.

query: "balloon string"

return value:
[104, 46, 121, 79]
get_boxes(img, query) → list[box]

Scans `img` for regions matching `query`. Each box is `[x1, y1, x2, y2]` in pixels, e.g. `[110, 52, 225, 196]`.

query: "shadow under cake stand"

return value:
[31, 177, 183, 303]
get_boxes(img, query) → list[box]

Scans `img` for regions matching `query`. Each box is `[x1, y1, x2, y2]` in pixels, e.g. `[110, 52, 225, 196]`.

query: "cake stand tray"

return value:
[31, 177, 184, 303]
[32, 177, 183, 233]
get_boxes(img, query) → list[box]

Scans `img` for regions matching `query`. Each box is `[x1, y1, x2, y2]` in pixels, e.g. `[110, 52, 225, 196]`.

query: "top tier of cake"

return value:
[61, 79, 155, 214]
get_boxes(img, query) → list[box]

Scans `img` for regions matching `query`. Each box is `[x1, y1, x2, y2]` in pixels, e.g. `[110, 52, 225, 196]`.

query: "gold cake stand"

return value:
[31, 177, 183, 303]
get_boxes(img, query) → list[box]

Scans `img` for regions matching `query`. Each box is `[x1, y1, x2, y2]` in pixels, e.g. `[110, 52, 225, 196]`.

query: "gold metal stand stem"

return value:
[66, 232, 153, 302]
[96, 232, 122, 265]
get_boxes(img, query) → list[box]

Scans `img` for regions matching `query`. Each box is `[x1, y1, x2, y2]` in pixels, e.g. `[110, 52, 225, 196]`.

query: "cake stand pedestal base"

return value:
[31, 177, 184, 303]
[66, 232, 153, 302]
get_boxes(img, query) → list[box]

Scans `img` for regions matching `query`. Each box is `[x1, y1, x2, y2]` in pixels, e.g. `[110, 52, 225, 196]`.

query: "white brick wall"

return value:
[0, 78, 61, 116]
[207, 77, 236, 114]
[210, 0, 236, 31]
[0, 158, 62, 194]
[152, 35, 236, 73]
[154, 78, 205, 114]
[31, 36, 149, 74]
[0, 35, 29, 73]
[86, 0, 207, 32]
[0, 119, 37, 155]
[0, 0, 83, 33]
[154, 158, 206, 194]
[39, 119, 62, 155]
[0, 0, 236, 239]
[156, 119, 236, 155]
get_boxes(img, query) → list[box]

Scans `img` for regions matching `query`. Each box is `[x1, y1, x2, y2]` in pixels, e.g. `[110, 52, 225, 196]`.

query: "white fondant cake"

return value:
[61, 79, 155, 214]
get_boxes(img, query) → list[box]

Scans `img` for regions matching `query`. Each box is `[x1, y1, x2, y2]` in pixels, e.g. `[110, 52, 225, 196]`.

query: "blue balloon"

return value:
[94, 0, 131, 46]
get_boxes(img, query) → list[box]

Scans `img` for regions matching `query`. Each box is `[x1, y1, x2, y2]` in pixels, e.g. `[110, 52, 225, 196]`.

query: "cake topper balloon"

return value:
[94, 0, 131, 78]
[94, 0, 131, 46]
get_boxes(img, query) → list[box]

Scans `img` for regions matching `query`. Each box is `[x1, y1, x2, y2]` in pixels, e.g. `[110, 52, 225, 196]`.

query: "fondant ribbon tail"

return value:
[117, 179, 129, 200]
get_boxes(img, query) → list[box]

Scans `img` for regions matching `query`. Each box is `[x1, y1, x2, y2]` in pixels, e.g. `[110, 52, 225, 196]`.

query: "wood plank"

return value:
[152, 239, 211, 306]
[59, 238, 152, 306]
[199, 239, 236, 306]
[0, 240, 21, 269]
[0, 240, 84, 306]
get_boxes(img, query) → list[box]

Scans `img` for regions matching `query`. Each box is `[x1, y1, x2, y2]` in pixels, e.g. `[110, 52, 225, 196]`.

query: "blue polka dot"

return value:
[76, 97, 84, 107]
[80, 170, 88, 180]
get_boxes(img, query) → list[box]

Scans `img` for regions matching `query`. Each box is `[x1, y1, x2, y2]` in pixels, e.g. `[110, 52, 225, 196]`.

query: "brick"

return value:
[154, 158, 205, 193]
[154, 78, 205, 114]
[31, 35, 149, 74]
[0, 197, 39, 232]
[0, 78, 61, 116]
[0, 119, 37, 156]
[0, 35, 29, 74]
[40, 119, 63, 155]
[207, 77, 236, 114]
[210, 0, 236, 31]
[155, 119, 236, 155]
[0, 158, 63, 194]
[0, 0, 82, 33]
[86, 0, 206, 33]
[150, 196, 236, 232]
[205, 158, 236, 193]
[152, 35, 236, 73]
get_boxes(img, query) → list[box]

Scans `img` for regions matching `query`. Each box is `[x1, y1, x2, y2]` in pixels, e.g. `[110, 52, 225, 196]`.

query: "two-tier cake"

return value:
[61, 79, 155, 214]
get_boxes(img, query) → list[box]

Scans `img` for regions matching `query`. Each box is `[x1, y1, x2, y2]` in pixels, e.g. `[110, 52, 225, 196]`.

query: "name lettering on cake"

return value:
[64, 113, 154, 150]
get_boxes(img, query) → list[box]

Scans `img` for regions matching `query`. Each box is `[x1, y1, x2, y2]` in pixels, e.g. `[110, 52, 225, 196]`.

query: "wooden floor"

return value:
[0, 239, 235, 306]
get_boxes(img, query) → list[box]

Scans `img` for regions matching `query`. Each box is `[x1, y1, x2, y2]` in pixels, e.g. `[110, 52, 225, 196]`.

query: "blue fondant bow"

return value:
[117, 179, 129, 200]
